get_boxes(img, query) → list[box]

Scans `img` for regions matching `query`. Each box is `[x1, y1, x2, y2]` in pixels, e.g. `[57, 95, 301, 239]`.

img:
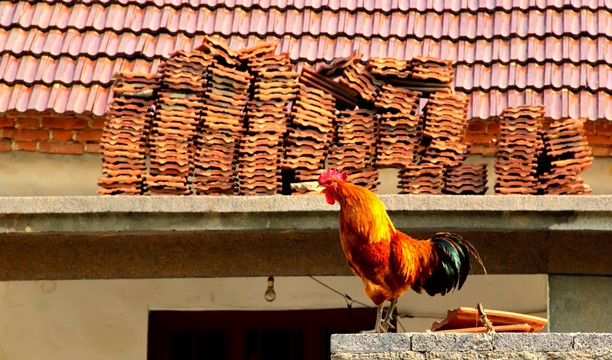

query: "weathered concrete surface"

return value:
[1, 195, 612, 233]
[549, 275, 612, 333]
[0, 196, 611, 280]
[330, 333, 612, 360]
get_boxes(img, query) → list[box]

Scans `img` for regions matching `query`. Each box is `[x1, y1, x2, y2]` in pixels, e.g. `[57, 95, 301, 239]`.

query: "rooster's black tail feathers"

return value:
[421, 232, 487, 296]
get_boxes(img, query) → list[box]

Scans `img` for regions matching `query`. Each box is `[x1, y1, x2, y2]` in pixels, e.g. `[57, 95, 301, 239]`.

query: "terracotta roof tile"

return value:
[493, 105, 546, 194]
[97, 73, 156, 195]
[399, 164, 446, 195]
[443, 163, 488, 195]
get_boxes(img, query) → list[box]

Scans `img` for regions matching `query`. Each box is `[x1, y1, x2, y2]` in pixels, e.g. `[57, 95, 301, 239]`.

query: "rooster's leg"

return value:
[362, 304, 385, 333]
[381, 298, 398, 332]
[375, 304, 385, 332]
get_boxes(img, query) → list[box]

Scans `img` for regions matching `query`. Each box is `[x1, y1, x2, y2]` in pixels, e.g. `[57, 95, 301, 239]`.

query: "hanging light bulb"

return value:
[264, 275, 276, 302]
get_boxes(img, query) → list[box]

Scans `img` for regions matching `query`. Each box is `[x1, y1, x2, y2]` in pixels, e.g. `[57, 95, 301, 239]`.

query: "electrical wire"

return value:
[308, 275, 372, 309]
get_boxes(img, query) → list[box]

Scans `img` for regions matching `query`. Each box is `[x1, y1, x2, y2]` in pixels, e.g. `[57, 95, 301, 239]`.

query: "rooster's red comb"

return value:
[318, 167, 348, 184]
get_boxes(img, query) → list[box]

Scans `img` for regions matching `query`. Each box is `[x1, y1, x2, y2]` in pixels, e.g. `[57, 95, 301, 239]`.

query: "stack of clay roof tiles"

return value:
[93, 34, 602, 198]
[399, 164, 445, 195]
[444, 163, 488, 195]
[0, 1, 609, 122]
[300, 67, 359, 109]
[95, 45, 601, 198]
[367, 56, 453, 92]
[374, 84, 422, 167]
[345, 167, 379, 192]
[236, 132, 284, 195]
[420, 139, 470, 168]
[368, 58, 412, 80]
[422, 92, 470, 143]
[54, 1, 609, 197]
[409, 57, 455, 86]
[97, 72, 158, 195]
[397, 91, 471, 195]
[419, 91, 471, 167]
[338, 60, 379, 104]
[327, 108, 379, 191]
[284, 82, 336, 193]
[538, 118, 593, 194]
[238, 44, 299, 195]
[495, 106, 545, 195]
[243, 49, 298, 135]
[192, 38, 252, 195]
[147, 50, 211, 195]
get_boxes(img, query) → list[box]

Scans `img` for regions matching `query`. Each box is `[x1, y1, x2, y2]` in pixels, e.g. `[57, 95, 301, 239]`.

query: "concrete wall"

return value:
[0, 152, 100, 196]
[331, 333, 612, 359]
[1, 152, 611, 196]
[0, 275, 544, 360]
[549, 275, 612, 333]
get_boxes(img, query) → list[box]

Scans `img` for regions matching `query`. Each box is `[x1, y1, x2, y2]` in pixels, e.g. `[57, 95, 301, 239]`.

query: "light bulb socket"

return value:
[264, 275, 276, 302]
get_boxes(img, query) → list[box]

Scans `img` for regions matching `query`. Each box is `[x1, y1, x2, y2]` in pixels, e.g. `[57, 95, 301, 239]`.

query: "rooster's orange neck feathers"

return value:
[330, 180, 396, 244]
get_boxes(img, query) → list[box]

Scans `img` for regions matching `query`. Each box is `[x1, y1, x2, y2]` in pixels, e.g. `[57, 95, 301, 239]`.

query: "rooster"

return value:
[318, 168, 485, 332]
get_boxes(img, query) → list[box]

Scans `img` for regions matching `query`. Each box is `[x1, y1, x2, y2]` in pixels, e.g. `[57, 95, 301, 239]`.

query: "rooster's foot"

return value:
[380, 299, 398, 332]
[361, 324, 386, 333]
[362, 304, 386, 333]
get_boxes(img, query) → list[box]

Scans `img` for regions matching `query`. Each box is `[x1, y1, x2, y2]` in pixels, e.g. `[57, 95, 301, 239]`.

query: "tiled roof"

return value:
[0, 0, 610, 119]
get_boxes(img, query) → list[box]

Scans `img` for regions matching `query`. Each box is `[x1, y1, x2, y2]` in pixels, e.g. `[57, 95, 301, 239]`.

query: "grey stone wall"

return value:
[331, 333, 612, 360]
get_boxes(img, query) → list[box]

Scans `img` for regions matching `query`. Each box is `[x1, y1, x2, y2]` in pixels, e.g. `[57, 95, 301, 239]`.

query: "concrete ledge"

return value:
[2, 194, 612, 214]
[1, 195, 612, 233]
[331, 333, 612, 360]
[0, 195, 611, 279]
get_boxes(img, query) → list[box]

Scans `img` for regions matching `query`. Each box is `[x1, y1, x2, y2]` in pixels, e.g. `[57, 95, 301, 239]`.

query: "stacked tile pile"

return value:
[244, 51, 298, 135]
[421, 92, 469, 143]
[192, 38, 253, 195]
[538, 118, 593, 194]
[494, 106, 544, 194]
[366, 56, 454, 91]
[338, 61, 379, 103]
[410, 57, 455, 84]
[238, 42, 278, 63]
[345, 168, 380, 191]
[97, 72, 158, 195]
[395, 91, 471, 194]
[374, 84, 422, 167]
[196, 36, 242, 69]
[328, 108, 379, 191]
[367, 57, 412, 79]
[238, 45, 300, 195]
[192, 64, 252, 195]
[444, 163, 488, 195]
[399, 164, 445, 194]
[420, 138, 470, 168]
[147, 51, 212, 195]
[285, 83, 336, 193]
[300, 67, 359, 109]
[236, 133, 285, 195]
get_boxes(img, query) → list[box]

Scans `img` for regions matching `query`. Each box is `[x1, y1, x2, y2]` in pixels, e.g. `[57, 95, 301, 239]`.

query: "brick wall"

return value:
[1, 111, 611, 157]
[466, 119, 612, 157]
[0, 111, 103, 154]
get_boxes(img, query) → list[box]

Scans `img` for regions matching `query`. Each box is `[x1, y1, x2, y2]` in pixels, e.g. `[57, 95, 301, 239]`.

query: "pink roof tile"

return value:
[0, 0, 609, 119]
